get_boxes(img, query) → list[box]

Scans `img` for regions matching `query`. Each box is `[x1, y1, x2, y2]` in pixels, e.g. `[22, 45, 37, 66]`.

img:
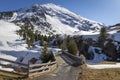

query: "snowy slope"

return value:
[41, 3, 103, 34]
[0, 20, 41, 65]
[45, 14, 79, 35]
[108, 30, 120, 41]
[107, 24, 120, 41]
[0, 20, 20, 50]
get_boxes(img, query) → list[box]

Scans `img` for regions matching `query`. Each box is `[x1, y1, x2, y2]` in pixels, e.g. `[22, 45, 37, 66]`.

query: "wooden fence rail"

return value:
[0, 58, 28, 66]
[28, 61, 57, 77]
[62, 51, 84, 66]
[0, 58, 57, 79]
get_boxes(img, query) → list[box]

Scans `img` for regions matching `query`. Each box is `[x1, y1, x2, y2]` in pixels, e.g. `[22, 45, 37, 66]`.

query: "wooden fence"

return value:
[0, 58, 57, 79]
[28, 61, 57, 77]
[0, 57, 28, 79]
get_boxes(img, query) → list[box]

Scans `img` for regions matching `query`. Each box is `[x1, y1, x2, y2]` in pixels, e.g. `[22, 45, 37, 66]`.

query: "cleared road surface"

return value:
[34, 54, 82, 80]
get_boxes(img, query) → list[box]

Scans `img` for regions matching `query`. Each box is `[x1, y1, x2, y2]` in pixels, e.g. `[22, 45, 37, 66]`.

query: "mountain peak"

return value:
[32, 4, 40, 7]
[41, 3, 61, 7]
[41, 3, 103, 24]
[41, 3, 76, 15]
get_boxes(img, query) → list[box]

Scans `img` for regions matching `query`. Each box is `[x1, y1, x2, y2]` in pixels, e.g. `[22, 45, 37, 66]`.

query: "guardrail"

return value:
[62, 51, 85, 66]
[0, 58, 57, 79]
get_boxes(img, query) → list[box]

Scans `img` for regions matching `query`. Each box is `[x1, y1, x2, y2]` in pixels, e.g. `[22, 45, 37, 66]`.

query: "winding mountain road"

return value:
[34, 54, 82, 80]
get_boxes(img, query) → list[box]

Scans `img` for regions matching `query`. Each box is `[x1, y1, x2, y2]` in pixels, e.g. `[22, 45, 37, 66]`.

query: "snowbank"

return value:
[86, 46, 107, 63]
[87, 63, 120, 69]
[0, 52, 17, 65]
[0, 20, 20, 50]
[86, 46, 120, 69]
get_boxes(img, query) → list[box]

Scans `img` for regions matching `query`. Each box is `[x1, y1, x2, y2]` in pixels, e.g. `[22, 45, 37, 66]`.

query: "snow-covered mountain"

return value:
[108, 23, 120, 32]
[0, 3, 104, 35]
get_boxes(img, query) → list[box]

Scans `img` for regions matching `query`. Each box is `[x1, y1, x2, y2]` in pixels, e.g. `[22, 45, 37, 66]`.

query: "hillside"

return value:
[0, 3, 104, 35]
[0, 20, 41, 65]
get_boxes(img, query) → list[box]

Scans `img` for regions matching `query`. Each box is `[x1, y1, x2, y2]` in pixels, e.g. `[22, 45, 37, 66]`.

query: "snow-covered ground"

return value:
[82, 31, 120, 69]
[0, 20, 20, 50]
[86, 46, 107, 63]
[73, 30, 120, 41]
[45, 14, 79, 35]
[73, 31, 99, 41]
[108, 30, 120, 41]
[0, 20, 62, 72]
[86, 46, 120, 69]
[87, 63, 120, 69]
[0, 20, 41, 68]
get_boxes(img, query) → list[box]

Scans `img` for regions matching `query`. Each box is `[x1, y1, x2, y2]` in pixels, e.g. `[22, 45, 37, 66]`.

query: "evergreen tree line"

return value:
[55, 27, 112, 59]
[16, 18, 55, 48]
[56, 36, 78, 55]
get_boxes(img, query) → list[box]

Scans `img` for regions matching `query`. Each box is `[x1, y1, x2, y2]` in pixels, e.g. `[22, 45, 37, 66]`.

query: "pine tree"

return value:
[47, 36, 51, 43]
[30, 31, 35, 46]
[60, 39, 67, 50]
[26, 38, 31, 48]
[98, 27, 108, 48]
[67, 38, 78, 55]
[35, 30, 39, 41]
[25, 29, 35, 48]
[40, 45, 55, 63]
[40, 38, 44, 46]
[40, 45, 49, 63]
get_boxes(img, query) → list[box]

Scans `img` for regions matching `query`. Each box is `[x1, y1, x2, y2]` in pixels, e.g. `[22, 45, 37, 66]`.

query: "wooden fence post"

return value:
[27, 60, 30, 78]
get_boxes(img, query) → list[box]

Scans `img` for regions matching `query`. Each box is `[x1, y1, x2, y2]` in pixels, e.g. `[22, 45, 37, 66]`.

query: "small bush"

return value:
[67, 38, 78, 55]
[40, 47, 55, 63]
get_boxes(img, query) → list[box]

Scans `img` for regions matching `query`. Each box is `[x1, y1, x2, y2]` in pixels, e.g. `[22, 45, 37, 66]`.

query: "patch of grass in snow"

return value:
[78, 64, 120, 80]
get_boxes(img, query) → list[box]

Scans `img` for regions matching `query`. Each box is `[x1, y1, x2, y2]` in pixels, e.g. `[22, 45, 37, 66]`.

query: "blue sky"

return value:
[0, 0, 120, 25]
